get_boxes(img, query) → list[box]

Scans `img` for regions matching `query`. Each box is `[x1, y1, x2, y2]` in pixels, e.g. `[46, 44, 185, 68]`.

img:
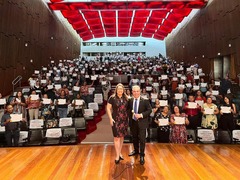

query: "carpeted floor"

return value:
[81, 113, 114, 144]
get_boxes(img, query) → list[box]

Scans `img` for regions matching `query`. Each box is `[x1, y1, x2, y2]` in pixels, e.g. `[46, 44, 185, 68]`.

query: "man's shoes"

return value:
[128, 150, 139, 156]
[140, 156, 145, 165]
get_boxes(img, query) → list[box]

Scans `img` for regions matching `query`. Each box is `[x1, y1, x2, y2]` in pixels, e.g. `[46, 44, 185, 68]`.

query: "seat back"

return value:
[74, 117, 86, 130]
[59, 117, 73, 127]
[88, 102, 99, 111]
[197, 129, 215, 143]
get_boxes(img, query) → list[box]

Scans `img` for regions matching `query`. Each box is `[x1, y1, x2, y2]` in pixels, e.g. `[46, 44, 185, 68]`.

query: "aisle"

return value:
[81, 113, 114, 144]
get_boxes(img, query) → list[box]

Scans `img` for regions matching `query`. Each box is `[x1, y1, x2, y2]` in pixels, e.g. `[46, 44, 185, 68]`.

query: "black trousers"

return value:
[187, 115, 200, 129]
[131, 120, 146, 156]
[5, 130, 20, 147]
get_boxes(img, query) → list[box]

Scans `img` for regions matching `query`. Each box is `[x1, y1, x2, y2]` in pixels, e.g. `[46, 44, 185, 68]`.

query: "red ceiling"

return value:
[48, 0, 208, 41]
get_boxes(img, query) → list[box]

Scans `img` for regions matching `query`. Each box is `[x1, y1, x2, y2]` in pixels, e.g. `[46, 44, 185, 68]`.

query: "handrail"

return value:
[12, 75, 22, 93]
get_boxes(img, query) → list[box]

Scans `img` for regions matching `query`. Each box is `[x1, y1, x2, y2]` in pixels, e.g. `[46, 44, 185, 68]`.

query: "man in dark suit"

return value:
[128, 85, 152, 165]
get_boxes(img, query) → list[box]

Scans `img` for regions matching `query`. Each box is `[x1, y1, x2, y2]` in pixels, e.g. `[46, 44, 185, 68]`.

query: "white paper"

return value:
[200, 83, 207, 87]
[108, 77, 113, 81]
[46, 73, 51, 77]
[161, 75, 168, 80]
[34, 70, 40, 74]
[175, 93, 183, 99]
[58, 99, 66, 105]
[195, 100, 204, 107]
[141, 95, 148, 99]
[46, 128, 62, 138]
[221, 106, 231, 113]
[161, 90, 168, 95]
[178, 85, 185, 89]
[181, 76, 186, 81]
[41, 80, 47, 84]
[151, 93, 158, 99]
[62, 77, 68, 81]
[158, 119, 169, 126]
[47, 85, 53, 89]
[101, 81, 107, 85]
[30, 95, 39, 100]
[159, 100, 168, 106]
[30, 119, 44, 129]
[132, 79, 138, 83]
[212, 90, 219, 96]
[185, 83, 192, 88]
[204, 108, 214, 115]
[84, 109, 94, 117]
[55, 84, 62, 90]
[174, 117, 185, 125]
[0, 98, 6, 105]
[215, 81, 220, 86]
[75, 99, 84, 106]
[85, 75, 90, 78]
[193, 85, 200, 90]
[197, 129, 215, 141]
[42, 67, 47, 71]
[88, 88, 95, 94]
[146, 86, 152, 91]
[188, 102, 197, 109]
[91, 76, 97, 80]
[42, 98, 51, 104]
[140, 79, 145, 83]
[59, 118, 73, 127]
[10, 114, 22, 122]
[88, 103, 99, 111]
[153, 83, 159, 87]
[186, 68, 191, 72]
[73, 86, 80, 91]
[172, 77, 178, 81]
[194, 75, 199, 80]
[177, 74, 182, 77]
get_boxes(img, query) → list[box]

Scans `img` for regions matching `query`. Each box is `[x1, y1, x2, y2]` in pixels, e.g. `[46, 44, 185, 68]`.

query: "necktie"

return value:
[134, 99, 138, 120]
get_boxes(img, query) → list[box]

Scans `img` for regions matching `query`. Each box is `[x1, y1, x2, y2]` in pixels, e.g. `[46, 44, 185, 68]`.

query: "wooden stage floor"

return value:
[0, 143, 240, 180]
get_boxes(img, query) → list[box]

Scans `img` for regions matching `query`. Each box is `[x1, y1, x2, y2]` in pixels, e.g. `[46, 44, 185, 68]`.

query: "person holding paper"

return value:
[154, 105, 170, 143]
[195, 90, 206, 102]
[201, 97, 219, 129]
[128, 85, 152, 165]
[170, 105, 189, 144]
[199, 78, 208, 95]
[219, 95, 236, 131]
[71, 93, 86, 118]
[56, 90, 70, 118]
[26, 90, 41, 120]
[80, 81, 94, 105]
[183, 94, 201, 129]
[101, 77, 111, 101]
[40, 94, 54, 120]
[106, 83, 129, 164]
[1, 105, 20, 147]
[11, 91, 26, 117]
[173, 88, 187, 111]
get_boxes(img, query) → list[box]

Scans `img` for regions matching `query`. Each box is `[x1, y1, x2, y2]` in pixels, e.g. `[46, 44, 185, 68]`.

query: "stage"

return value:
[0, 143, 239, 179]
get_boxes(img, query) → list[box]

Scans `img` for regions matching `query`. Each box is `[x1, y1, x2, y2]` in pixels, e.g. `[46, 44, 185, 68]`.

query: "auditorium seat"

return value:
[42, 128, 62, 146]
[60, 127, 77, 145]
[197, 129, 215, 144]
[215, 130, 231, 144]
[74, 117, 86, 130]
[28, 130, 44, 146]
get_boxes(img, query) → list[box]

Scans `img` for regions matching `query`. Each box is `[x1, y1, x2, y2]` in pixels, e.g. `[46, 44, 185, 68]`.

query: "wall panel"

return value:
[166, 0, 240, 80]
[0, 0, 80, 95]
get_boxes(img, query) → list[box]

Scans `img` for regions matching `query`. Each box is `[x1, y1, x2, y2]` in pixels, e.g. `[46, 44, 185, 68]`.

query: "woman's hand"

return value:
[110, 118, 115, 126]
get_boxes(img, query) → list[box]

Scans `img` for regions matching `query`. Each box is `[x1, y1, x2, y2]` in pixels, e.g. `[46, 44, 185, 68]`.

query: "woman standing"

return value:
[170, 105, 189, 144]
[154, 105, 170, 143]
[106, 83, 129, 164]
[201, 97, 219, 129]
[11, 91, 26, 117]
[219, 95, 236, 131]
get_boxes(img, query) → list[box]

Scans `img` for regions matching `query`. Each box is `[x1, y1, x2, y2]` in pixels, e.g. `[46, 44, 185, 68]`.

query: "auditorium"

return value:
[1, 0, 240, 179]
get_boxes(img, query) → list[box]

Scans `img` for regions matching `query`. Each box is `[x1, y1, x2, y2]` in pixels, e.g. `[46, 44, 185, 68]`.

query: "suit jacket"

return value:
[128, 97, 152, 129]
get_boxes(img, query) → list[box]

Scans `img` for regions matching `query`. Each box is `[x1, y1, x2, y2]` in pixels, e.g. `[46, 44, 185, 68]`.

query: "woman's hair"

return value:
[111, 83, 128, 100]
[16, 91, 25, 103]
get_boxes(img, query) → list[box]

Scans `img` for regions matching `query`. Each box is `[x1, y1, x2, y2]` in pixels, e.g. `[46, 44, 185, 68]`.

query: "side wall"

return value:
[0, 0, 80, 95]
[166, 0, 240, 80]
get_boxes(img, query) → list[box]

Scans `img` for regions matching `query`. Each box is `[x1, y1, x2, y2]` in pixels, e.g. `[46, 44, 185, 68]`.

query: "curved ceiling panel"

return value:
[48, 0, 208, 41]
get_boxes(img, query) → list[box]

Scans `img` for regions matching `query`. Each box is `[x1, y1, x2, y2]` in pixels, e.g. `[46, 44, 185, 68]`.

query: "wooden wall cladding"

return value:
[166, 0, 240, 78]
[0, 0, 80, 96]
